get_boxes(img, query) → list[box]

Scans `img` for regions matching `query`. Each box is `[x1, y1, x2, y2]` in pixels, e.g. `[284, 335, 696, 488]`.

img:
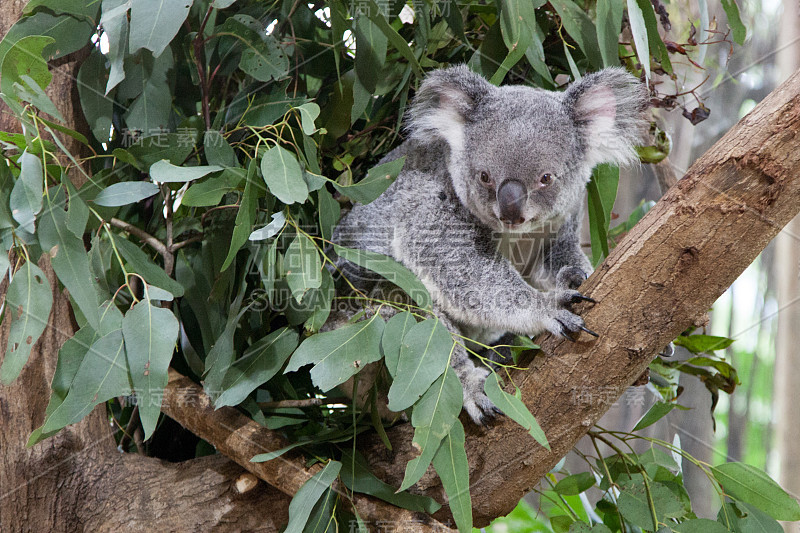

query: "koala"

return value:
[328, 65, 649, 424]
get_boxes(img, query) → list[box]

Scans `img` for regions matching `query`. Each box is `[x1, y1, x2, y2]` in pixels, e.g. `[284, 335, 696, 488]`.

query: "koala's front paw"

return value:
[542, 289, 598, 340]
[462, 366, 502, 426]
[556, 265, 590, 290]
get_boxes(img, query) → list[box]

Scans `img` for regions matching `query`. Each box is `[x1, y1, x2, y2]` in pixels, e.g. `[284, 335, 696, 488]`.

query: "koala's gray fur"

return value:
[328, 65, 649, 424]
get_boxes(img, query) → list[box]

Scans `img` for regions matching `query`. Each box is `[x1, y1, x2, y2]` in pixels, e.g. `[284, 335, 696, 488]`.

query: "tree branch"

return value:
[108, 217, 168, 257]
[161, 370, 451, 532]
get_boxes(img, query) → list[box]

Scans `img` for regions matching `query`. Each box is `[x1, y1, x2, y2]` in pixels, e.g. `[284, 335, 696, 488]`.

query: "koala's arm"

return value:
[540, 210, 593, 290]
[399, 215, 587, 338]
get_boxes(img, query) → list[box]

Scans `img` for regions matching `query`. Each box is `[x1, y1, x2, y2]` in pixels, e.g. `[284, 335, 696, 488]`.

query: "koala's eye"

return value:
[479, 171, 493, 186]
[539, 173, 553, 187]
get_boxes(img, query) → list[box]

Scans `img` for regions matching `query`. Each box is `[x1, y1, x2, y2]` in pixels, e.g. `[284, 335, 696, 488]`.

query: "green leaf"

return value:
[93, 181, 160, 207]
[587, 163, 619, 266]
[149, 160, 224, 183]
[221, 162, 258, 271]
[123, 48, 174, 135]
[0, 262, 53, 384]
[721, 0, 746, 45]
[122, 296, 178, 440]
[203, 130, 238, 167]
[283, 233, 322, 303]
[302, 269, 335, 333]
[333, 245, 431, 309]
[596, 0, 623, 67]
[332, 156, 405, 205]
[711, 463, 800, 520]
[626, 0, 651, 80]
[432, 420, 472, 533]
[100, 0, 129, 93]
[182, 168, 244, 207]
[284, 313, 385, 392]
[671, 519, 730, 533]
[617, 480, 685, 530]
[317, 188, 340, 242]
[295, 103, 320, 135]
[381, 311, 417, 378]
[12, 75, 62, 120]
[554, 472, 596, 495]
[249, 211, 286, 241]
[126, 133, 195, 169]
[78, 50, 113, 142]
[399, 367, 463, 491]
[0, 35, 53, 98]
[215, 327, 299, 408]
[674, 334, 734, 353]
[365, 3, 422, 78]
[114, 236, 185, 297]
[340, 450, 441, 514]
[38, 201, 102, 331]
[251, 441, 305, 463]
[633, 401, 687, 431]
[718, 502, 783, 533]
[634, 0, 672, 74]
[10, 150, 44, 233]
[284, 461, 342, 533]
[353, 15, 387, 93]
[0, 11, 94, 63]
[41, 328, 131, 433]
[388, 318, 454, 412]
[128, 0, 192, 58]
[202, 304, 245, 397]
[23, 0, 100, 19]
[549, 0, 603, 69]
[484, 372, 549, 449]
[260, 145, 308, 205]
[239, 37, 289, 82]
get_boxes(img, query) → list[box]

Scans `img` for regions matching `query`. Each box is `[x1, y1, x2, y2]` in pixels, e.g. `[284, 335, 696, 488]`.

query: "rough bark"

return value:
[354, 67, 800, 526]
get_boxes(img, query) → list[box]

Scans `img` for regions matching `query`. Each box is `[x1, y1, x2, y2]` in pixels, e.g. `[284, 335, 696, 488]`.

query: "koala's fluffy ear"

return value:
[564, 68, 650, 168]
[407, 65, 495, 151]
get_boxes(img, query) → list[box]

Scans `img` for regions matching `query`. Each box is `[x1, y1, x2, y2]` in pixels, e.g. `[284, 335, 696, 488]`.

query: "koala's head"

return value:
[407, 65, 649, 232]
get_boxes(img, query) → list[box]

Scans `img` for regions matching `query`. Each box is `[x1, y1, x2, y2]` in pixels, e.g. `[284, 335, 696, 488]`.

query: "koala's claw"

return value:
[573, 294, 598, 304]
[461, 366, 503, 426]
[579, 326, 599, 338]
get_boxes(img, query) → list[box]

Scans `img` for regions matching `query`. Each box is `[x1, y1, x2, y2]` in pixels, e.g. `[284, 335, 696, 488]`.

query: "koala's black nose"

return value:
[497, 179, 527, 225]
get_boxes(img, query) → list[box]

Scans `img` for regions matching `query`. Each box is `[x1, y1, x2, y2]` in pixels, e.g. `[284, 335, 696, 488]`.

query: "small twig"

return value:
[169, 233, 204, 252]
[108, 218, 167, 257]
[119, 405, 145, 455]
[257, 397, 349, 409]
[163, 185, 175, 277]
[193, 6, 214, 130]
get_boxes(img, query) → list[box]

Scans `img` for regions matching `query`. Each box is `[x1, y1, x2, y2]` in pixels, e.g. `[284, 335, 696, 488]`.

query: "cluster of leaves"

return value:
[0, 0, 785, 532]
[512, 426, 800, 533]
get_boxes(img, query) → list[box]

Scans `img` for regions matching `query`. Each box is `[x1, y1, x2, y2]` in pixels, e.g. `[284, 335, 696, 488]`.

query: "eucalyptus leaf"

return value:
[484, 372, 549, 449]
[388, 318, 454, 412]
[332, 156, 405, 205]
[215, 327, 299, 408]
[10, 150, 44, 233]
[93, 182, 160, 207]
[432, 420, 473, 533]
[284, 461, 342, 533]
[261, 145, 308, 205]
[711, 463, 800, 520]
[283, 233, 322, 303]
[122, 298, 178, 440]
[333, 244, 430, 309]
[128, 0, 192, 58]
[150, 160, 224, 183]
[0, 262, 53, 384]
[284, 313, 384, 392]
[249, 211, 286, 241]
[41, 328, 131, 433]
